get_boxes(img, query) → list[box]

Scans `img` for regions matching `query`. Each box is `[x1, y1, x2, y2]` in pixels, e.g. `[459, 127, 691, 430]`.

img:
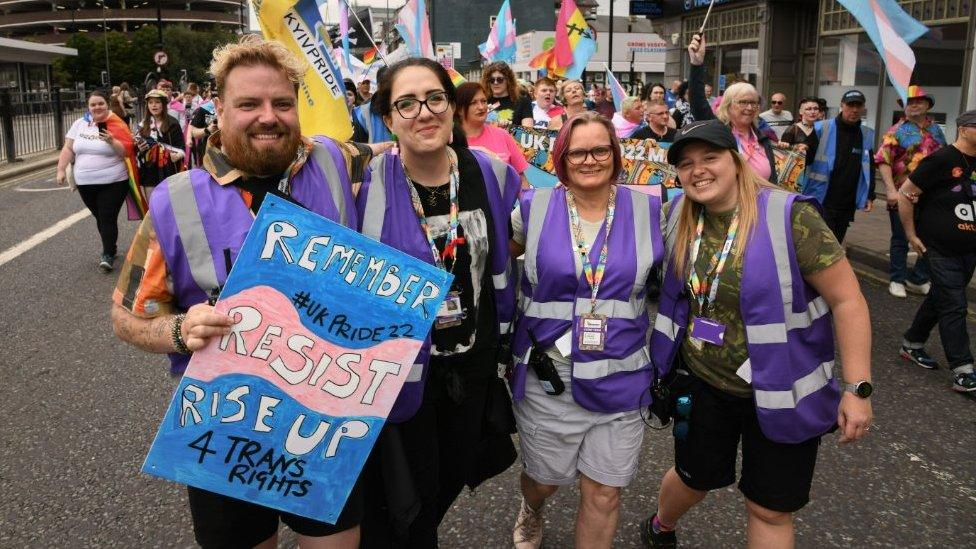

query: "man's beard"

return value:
[222, 123, 302, 177]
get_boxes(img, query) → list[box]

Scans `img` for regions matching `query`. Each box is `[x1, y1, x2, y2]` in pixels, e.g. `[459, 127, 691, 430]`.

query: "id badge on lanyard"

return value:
[686, 208, 738, 350]
[403, 152, 465, 330]
[567, 188, 616, 352]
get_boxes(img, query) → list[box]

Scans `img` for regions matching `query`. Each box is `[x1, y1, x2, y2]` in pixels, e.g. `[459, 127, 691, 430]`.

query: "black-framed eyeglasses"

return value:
[771, 100, 784, 105]
[489, 76, 506, 84]
[392, 91, 451, 119]
[566, 145, 614, 165]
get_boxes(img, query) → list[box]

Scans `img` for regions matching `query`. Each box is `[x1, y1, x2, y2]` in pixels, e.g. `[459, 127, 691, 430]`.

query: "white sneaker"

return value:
[889, 281, 907, 298]
[905, 281, 931, 295]
[513, 498, 543, 549]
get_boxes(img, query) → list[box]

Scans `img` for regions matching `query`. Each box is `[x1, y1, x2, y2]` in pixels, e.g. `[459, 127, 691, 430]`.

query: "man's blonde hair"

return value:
[209, 34, 307, 97]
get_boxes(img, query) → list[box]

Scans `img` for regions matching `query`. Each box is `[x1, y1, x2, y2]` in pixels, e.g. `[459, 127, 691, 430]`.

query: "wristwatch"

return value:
[842, 380, 873, 398]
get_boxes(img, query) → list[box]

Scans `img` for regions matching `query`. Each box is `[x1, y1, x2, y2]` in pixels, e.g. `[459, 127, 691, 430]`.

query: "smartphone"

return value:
[97, 121, 108, 133]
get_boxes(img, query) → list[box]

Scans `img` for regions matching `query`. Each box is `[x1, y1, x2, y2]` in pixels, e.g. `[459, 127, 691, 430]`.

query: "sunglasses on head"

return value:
[489, 76, 506, 84]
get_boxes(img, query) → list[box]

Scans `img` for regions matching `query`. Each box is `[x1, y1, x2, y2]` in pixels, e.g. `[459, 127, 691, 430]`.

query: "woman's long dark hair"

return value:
[372, 57, 457, 119]
[138, 98, 171, 138]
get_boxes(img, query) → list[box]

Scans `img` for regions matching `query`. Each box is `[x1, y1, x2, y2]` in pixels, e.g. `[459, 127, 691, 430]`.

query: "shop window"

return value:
[719, 45, 759, 88]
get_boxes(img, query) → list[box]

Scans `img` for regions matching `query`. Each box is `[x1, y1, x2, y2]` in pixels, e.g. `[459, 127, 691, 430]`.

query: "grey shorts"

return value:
[514, 361, 645, 488]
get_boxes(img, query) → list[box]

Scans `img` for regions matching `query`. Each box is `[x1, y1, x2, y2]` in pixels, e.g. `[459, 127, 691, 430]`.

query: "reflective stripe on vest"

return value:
[744, 190, 831, 345]
[167, 172, 219, 292]
[519, 294, 647, 320]
[361, 154, 388, 240]
[653, 197, 684, 344]
[407, 362, 424, 382]
[309, 140, 350, 227]
[747, 189, 834, 407]
[808, 120, 832, 183]
[167, 143, 348, 293]
[753, 360, 834, 409]
[574, 347, 650, 380]
[522, 187, 553, 287]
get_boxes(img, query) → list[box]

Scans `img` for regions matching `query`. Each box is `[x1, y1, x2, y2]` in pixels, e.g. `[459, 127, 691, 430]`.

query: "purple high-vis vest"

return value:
[511, 186, 664, 413]
[150, 136, 357, 374]
[651, 188, 840, 444]
[357, 149, 520, 423]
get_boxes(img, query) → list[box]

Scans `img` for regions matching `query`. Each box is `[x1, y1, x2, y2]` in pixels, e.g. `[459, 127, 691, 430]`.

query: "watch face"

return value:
[856, 381, 873, 398]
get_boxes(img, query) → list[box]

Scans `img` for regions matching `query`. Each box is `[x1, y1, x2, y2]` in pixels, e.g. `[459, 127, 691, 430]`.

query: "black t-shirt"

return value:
[411, 150, 498, 357]
[232, 174, 300, 214]
[911, 145, 976, 256]
[487, 95, 531, 127]
[630, 125, 676, 142]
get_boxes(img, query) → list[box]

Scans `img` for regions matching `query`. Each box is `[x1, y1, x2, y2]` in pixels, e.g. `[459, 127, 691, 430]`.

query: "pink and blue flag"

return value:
[479, 0, 517, 64]
[606, 69, 627, 112]
[339, 0, 352, 74]
[836, 0, 928, 105]
[395, 0, 434, 59]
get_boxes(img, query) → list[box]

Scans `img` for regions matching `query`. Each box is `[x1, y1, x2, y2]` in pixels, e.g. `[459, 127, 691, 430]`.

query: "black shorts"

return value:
[670, 372, 821, 513]
[187, 474, 363, 548]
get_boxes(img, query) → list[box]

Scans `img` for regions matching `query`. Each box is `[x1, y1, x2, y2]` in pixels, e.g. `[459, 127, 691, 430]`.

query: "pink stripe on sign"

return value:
[186, 285, 422, 417]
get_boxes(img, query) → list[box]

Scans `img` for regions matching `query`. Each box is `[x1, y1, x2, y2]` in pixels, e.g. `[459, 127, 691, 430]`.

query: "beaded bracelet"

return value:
[172, 313, 192, 355]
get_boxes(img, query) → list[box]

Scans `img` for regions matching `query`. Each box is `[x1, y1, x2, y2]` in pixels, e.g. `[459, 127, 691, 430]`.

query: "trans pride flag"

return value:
[479, 0, 517, 63]
[836, 0, 928, 105]
[395, 0, 434, 59]
[606, 68, 627, 112]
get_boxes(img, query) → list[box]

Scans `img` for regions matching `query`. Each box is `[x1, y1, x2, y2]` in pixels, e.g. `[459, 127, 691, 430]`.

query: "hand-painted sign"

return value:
[509, 126, 680, 199]
[143, 195, 452, 523]
[509, 126, 806, 199]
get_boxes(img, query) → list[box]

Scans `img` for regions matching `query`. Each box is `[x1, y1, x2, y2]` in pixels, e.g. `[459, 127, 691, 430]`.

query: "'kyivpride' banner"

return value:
[510, 127, 805, 198]
[143, 195, 452, 523]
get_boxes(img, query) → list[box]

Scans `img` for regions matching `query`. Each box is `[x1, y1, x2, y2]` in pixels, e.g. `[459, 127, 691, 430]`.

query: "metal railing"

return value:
[0, 88, 92, 165]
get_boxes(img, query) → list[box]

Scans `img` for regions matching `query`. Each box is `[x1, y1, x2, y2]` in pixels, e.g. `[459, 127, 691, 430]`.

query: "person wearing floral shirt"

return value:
[876, 86, 947, 298]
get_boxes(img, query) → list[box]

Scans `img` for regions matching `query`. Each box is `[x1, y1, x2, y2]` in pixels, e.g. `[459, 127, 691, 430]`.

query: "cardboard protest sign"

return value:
[772, 145, 806, 193]
[143, 195, 452, 523]
[509, 126, 680, 199]
[509, 126, 806, 199]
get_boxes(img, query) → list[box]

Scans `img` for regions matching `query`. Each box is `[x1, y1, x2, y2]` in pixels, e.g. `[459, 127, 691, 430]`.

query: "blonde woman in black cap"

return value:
[641, 119, 873, 548]
[896, 110, 976, 393]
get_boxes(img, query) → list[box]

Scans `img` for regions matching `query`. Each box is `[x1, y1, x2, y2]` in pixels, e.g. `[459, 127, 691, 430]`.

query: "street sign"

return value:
[154, 50, 168, 66]
[630, 0, 663, 17]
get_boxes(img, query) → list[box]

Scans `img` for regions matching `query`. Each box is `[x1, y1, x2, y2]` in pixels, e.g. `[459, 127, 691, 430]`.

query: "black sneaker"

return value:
[639, 515, 677, 549]
[952, 372, 976, 393]
[900, 346, 939, 369]
[98, 254, 114, 273]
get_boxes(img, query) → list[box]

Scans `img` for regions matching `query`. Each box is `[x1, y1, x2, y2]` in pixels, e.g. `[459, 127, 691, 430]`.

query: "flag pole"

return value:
[348, 3, 391, 66]
[698, 0, 716, 35]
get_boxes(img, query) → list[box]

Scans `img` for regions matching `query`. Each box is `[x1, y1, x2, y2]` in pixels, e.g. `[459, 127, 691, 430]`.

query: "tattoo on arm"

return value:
[112, 304, 177, 354]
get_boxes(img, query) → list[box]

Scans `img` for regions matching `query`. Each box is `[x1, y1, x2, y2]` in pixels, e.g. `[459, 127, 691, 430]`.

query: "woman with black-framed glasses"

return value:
[480, 61, 532, 128]
[781, 97, 822, 149]
[507, 111, 663, 548]
[356, 57, 522, 547]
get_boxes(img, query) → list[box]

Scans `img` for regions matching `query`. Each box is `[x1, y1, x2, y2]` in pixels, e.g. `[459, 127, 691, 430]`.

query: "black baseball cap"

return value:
[957, 110, 976, 128]
[666, 120, 738, 166]
[841, 90, 866, 104]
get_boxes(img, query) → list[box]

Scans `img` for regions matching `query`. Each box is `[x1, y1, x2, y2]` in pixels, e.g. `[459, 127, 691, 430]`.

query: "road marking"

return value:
[0, 209, 91, 268]
[15, 186, 69, 192]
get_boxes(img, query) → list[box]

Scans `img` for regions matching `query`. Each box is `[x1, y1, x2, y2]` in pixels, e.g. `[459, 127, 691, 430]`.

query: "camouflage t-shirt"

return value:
[666, 200, 845, 397]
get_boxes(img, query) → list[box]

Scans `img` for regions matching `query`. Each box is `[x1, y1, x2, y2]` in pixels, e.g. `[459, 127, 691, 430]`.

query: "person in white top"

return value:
[759, 92, 794, 140]
[56, 90, 133, 272]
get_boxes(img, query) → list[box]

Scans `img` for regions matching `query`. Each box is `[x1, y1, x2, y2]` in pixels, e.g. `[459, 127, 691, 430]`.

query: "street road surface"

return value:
[1, 170, 974, 547]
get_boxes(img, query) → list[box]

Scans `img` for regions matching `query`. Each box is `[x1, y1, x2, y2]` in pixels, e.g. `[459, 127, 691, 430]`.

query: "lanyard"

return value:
[688, 207, 739, 313]
[566, 186, 617, 313]
[402, 151, 462, 272]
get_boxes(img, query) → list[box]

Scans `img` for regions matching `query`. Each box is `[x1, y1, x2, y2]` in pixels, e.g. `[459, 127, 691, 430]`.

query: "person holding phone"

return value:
[136, 89, 185, 191]
[57, 89, 135, 272]
[507, 111, 663, 549]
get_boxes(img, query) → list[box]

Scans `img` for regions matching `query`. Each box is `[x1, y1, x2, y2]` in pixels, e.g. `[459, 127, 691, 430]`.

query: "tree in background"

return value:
[54, 25, 238, 90]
